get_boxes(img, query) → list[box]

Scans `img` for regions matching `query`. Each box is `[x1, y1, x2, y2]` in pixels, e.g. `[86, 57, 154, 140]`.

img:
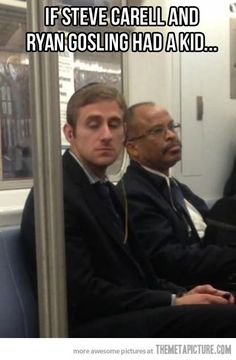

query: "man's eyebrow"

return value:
[86, 115, 102, 121]
[109, 116, 123, 121]
[151, 118, 174, 126]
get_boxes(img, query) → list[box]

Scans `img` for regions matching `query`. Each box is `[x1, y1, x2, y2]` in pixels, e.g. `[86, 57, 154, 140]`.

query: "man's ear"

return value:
[125, 141, 138, 160]
[63, 123, 74, 143]
[123, 122, 127, 143]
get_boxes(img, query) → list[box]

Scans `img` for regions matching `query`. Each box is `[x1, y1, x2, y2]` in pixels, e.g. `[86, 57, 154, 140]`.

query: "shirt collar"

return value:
[141, 164, 171, 187]
[69, 150, 107, 184]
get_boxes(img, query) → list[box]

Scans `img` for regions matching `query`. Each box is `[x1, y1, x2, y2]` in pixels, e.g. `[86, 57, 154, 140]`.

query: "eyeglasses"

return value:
[127, 121, 181, 142]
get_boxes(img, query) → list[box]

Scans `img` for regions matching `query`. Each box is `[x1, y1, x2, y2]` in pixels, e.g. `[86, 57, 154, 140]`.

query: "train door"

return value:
[171, 0, 236, 201]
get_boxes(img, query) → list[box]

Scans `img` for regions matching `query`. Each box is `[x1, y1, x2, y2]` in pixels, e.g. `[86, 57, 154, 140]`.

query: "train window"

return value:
[0, 0, 32, 190]
[60, 0, 122, 8]
[59, 49, 125, 181]
[58, 0, 128, 182]
[0, 0, 128, 190]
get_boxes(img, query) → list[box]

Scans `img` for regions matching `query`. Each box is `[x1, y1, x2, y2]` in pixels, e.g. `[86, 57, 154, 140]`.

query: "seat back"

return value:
[0, 226, 38, 337]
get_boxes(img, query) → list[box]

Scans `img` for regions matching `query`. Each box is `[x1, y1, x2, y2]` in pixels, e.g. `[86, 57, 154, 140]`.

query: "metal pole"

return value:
[27, 0, 68, 337]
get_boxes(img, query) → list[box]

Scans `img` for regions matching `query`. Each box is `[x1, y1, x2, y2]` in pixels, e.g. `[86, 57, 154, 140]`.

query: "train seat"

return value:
[0, 226, 38, 337]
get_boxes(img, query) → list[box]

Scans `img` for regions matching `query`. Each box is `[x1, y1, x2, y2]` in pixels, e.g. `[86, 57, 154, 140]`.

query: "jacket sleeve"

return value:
[21, 188, 174, 322]
[20, 189, 38, 290]
[66, 217, 173, 321]
[125, 189, 236, 285]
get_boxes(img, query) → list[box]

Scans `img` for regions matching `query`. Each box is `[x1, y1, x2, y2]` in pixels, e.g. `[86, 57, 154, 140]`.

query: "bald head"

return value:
[125, 102, 181, 174]
[125, 102, 168, 141]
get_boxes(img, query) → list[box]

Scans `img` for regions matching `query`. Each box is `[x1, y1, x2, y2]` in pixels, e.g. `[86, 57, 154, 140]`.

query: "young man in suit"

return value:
[21, 85, 236, 337]
[122, 102, 236, 289]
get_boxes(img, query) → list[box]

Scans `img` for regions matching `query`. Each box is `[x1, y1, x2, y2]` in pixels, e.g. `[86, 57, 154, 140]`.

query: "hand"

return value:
[175, 284, 235, 305]
[187, 284, 235, 304]
[175, 293, 230, 305]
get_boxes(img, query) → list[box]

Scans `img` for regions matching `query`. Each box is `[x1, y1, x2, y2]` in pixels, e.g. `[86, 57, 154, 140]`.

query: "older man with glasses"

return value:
[120, 102, 236, 290]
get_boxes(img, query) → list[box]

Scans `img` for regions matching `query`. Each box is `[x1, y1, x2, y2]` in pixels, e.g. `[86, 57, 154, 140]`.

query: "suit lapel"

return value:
[84, 184, 125, 244]
[130, 161, 200, 241]
[63, 151, 148, 281]
[63, 150, 125, 245]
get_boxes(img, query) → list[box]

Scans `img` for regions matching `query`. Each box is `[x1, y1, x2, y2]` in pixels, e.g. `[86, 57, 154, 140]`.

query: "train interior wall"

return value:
[1, 0, 236, 226]
[128, 0, 236, 202]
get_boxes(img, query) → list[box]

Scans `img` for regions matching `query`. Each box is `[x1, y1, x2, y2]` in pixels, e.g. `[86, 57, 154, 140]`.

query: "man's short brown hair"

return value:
[66, 83, 127, 130]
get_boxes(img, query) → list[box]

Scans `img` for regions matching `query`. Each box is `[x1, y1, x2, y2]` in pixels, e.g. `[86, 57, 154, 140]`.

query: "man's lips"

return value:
[96, 148, 114, 151]
[168, 145, 181, 152]
[164, 142, 182, 153]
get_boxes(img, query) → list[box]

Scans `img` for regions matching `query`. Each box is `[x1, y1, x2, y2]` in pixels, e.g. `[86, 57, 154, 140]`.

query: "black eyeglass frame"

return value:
[126, 121, 181, 142]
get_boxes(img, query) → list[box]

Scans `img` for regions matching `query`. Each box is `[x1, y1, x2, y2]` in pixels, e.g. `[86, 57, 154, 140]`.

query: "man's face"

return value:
[64, 100, 124, 177]
[127, 105, 182, 174]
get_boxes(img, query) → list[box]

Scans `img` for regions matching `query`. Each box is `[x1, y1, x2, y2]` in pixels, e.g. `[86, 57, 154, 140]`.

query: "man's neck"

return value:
[69, 150, 107, 183]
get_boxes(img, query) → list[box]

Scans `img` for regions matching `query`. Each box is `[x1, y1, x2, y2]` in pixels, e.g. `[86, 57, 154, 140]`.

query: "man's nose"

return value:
[100, 124, 112, 140]
[165, 127, 178, 140]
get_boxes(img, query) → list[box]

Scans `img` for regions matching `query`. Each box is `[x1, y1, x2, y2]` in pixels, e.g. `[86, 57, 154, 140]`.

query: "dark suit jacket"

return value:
[21, 150, 184, 337]
[224, 157, 236, 196]
[121, 161, 236, 287]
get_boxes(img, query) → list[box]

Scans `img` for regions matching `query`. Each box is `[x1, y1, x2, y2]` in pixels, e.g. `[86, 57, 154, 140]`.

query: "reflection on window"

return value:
[61, 0, 122, 8]
[59, 50, 124, 179]
[73, 52, 124, 180]
[74, 53, 122, 91]
[58, 0, 125, 180]
[0, 1, 32, 182]
[0, 56, 32, 180]
[0, 0, 125, 185]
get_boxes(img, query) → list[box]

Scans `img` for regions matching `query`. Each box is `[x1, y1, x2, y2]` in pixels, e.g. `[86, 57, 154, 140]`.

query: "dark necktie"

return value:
[169, 178, 188, 213]
[169, 178, 194, 237]
[94, 182, 124, 236]
[94, 183, 146, 275]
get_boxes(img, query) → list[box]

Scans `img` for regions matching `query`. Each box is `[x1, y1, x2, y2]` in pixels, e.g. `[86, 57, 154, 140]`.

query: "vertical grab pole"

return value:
[27, 0, 68, 337]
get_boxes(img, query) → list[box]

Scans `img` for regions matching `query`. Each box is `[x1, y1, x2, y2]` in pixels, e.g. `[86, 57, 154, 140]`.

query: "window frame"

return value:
[0, 0, 129, 190]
